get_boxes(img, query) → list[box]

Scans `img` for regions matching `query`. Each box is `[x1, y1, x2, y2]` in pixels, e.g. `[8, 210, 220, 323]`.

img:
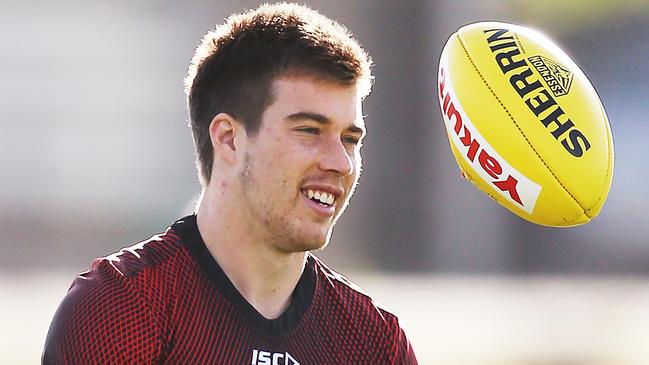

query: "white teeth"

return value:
[326, 194, 334, 205]
[304, 189, 335, 206]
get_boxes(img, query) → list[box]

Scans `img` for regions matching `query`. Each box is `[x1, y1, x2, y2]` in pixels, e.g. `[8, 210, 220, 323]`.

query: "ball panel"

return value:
[438, 21, 614, 226]
[582, 98, 614, 219]
[448, 141, 586, 226]
[455, 22, 613, 211]
[439, 35, 586, 226]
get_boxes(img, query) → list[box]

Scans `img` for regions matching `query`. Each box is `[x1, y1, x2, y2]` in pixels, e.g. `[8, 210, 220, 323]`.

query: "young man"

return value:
[43, 3, 418, 364]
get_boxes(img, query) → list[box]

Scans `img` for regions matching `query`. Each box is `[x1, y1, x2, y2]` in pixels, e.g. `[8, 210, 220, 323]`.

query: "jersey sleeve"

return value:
[42, 258, 164, 364]
[393, 325, 419, 365]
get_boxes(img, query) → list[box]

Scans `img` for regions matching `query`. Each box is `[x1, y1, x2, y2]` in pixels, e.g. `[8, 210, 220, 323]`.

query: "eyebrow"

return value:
[285, 111, 365, 134]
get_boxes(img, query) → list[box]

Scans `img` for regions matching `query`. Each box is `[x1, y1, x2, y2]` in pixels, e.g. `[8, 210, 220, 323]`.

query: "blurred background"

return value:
[1, 0, 648, 363]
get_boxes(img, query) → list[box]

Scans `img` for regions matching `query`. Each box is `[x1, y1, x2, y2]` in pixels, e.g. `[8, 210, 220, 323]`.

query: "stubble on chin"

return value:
[238, 152, 325, 253]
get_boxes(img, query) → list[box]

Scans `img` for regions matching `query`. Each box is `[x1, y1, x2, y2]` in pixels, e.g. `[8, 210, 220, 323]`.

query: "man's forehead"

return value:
[269, 75, 364, 127]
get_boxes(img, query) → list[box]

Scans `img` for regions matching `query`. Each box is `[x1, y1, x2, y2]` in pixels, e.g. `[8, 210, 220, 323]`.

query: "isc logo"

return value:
[251, 349, 300, 365]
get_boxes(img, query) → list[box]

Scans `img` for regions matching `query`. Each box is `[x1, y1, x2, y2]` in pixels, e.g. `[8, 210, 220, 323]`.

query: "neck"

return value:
[196, 186, 307, 319]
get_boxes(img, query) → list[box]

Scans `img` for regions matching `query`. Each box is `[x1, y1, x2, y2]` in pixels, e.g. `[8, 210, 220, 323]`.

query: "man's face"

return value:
[237, 75, 365, 253]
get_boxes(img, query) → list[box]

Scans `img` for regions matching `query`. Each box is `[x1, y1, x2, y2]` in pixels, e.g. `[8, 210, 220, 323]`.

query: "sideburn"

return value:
[239, 152, 252, 189]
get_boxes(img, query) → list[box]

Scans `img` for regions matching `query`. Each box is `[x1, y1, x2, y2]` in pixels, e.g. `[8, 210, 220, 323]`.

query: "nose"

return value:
[318, 138, 355, 176]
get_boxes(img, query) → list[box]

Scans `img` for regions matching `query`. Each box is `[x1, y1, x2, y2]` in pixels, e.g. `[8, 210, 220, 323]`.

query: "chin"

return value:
[294, 236, 330, 252]
[281, 229, 332, 253]
[308, 240, 331, 253]
[273, 216, 336, 253]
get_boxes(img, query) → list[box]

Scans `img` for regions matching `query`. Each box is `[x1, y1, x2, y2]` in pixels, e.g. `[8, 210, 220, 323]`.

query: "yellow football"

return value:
[437, 21, 614, 227]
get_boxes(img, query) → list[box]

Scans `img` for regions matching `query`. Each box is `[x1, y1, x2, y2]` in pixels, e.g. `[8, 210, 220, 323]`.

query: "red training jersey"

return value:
[43, 215, 418, 364]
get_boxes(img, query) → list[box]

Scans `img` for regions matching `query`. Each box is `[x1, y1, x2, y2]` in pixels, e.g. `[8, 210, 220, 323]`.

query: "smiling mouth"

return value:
[301, 189, 335, 208]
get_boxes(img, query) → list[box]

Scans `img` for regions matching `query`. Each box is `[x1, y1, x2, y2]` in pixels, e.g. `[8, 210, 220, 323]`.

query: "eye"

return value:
[296, 127, 320, 135]
[342, 136, 360, 145]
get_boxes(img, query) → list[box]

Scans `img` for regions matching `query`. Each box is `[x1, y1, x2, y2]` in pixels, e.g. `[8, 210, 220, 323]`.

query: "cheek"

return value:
[255, 145, 296, 187]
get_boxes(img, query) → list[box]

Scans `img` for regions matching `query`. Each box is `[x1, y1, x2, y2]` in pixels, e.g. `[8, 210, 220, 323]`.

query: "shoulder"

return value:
[308, 254, 418, 363]
[77, 222, 190, 308]
[43, 217, 194, 364]
[310, 253, 400, 329]
[99, 225, 185, 278]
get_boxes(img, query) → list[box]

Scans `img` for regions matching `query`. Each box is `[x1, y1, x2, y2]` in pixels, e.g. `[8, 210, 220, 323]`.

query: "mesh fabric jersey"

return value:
[43, 215, 418, 364]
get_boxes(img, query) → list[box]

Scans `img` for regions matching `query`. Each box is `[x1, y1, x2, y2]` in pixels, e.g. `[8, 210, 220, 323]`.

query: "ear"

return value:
[209, 113, 243, 164]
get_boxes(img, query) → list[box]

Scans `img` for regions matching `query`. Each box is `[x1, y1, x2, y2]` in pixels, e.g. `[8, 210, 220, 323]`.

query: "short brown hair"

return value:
[185, 2, 373, 186]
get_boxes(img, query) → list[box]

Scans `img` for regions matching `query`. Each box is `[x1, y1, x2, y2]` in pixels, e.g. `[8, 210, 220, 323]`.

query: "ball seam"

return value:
[583, 100, 614, 218]
[456, 34, 584, 220]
